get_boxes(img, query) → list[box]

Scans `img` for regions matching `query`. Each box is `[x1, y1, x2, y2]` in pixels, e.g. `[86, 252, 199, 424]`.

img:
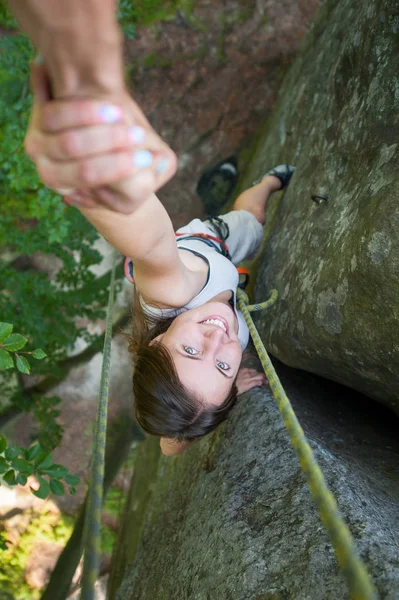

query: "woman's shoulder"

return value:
[177, 247, 209, 272]
[136, 248, 209, 309]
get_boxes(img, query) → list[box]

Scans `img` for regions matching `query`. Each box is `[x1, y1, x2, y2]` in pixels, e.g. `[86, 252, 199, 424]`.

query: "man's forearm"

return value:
[8, 0, 124, 99]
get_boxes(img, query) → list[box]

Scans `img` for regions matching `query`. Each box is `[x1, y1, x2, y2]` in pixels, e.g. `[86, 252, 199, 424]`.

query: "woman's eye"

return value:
[217, 361, 230, 371]
[183, 346, 198, 356]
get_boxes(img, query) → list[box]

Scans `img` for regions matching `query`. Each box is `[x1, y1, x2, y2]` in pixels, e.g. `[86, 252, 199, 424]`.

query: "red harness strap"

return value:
[175, 232, 230, 255]
[124, 231, 250, 288]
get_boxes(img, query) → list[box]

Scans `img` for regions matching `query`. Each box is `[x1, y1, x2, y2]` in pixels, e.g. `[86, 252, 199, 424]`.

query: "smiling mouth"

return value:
[199, 315, 229, 335]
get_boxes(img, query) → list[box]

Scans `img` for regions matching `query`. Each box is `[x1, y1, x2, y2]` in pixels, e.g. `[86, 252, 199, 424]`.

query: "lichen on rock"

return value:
[249, 0, 399, 414]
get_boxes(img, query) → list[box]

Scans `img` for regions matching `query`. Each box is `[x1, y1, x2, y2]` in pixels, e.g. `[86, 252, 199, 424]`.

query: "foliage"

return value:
[0, 321, 63, 451]
[0, 0, 17, 29]
[0, 30, 111, 463]
[0, 321, 47, 374]
[0, 319, 60, 443]
[0, 435, 80, 499]
[10, 389, 64, 452]
[0, 509, 74, 599]
[0, 33, 108, 378]
[0, 322, 79, 496]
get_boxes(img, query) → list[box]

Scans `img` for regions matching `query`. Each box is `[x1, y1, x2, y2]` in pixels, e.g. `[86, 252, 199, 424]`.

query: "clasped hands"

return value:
[24, 61, 178, 213]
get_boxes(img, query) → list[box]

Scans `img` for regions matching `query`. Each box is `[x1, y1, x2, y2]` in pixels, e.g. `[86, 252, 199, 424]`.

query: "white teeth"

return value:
[200, 318, 227, 333]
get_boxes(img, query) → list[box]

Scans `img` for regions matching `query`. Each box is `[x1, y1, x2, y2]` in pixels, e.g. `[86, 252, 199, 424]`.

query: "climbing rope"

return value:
[78, 253, 377, 599]
[80, 252, 117, 600]
[237, 287, 378, 600]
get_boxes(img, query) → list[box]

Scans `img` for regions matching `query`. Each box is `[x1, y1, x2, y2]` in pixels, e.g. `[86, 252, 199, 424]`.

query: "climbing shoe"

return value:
[252, 164, 296, 189]
[196, 155, 239, 217]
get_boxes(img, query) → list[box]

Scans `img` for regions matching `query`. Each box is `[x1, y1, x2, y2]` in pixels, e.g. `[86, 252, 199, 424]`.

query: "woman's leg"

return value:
[232, 175, 281, 225]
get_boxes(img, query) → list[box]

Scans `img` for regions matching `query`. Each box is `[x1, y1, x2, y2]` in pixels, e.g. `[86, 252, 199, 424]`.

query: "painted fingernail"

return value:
[157, 158, 169, 174]
[98, 105, 123, 123]
[55, 187, 74, 195]
[129, 125, 146, 144]
[68, 191, 83, 203]
[133, 150, 153, 168]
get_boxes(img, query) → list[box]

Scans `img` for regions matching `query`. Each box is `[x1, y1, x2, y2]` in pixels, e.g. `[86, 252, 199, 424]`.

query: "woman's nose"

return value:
[203, 326, 225, 349]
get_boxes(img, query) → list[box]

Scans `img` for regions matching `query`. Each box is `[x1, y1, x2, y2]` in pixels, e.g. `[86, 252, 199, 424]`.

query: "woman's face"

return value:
[152, 301, 242, 406]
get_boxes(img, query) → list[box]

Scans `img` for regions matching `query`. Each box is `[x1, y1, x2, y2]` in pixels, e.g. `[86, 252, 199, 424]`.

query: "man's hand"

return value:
[236, 368, 268, 395]
[25, 63, 178, 213]
[7, 0, 123, 99]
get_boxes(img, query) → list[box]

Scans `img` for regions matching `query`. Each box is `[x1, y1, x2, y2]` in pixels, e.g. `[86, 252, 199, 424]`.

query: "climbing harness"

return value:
[176, 215, 232, 259]
[237, 287, 378, 600]
[80, 252, 117, 600]
[124, 214, 251, 290]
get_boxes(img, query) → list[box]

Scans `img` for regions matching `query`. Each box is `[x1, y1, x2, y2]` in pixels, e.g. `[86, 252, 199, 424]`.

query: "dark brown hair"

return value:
[122, 286, 238, 442]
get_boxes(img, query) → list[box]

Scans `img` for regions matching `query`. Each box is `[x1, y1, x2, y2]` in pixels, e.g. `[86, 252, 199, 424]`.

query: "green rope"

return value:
[77, 254, 377, 598]
[80, 252, 117, 600]
[237, 288, 378, 600]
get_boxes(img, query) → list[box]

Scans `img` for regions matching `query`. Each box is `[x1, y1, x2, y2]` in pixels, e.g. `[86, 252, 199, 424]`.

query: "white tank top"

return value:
[138, 236, 250, 350]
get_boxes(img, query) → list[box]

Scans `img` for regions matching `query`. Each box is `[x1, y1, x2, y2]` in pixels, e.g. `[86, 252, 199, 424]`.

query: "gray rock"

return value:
[248, 0, 399, 414]
[108, 360, 399, 599]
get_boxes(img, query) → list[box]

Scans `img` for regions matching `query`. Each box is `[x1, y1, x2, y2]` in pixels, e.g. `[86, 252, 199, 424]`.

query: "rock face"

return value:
[106, 1, 399, 598]
[127, 0, 320, 230]
[108, 360, 399, 599]
[248, 0, 399, 414]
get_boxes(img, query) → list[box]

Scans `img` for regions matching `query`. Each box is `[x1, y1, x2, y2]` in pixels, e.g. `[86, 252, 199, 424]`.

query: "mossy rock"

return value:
[245, 0, 399, 415]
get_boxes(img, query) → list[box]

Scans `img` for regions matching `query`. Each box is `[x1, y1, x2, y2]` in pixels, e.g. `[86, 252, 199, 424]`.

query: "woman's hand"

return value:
[25, 62, 178, 213]
[236, 368, 268, 395]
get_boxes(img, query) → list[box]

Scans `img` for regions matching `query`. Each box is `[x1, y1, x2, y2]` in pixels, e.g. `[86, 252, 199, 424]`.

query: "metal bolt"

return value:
[311, 193, 329, 204]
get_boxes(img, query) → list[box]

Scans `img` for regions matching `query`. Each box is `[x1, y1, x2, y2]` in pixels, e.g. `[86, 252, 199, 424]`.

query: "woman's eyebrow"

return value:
[176, 351, 233, 379]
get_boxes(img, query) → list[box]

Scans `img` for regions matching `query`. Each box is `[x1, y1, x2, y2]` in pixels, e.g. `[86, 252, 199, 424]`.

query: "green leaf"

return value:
[33, 449, 49, 466]
[64, 473, 80, 486]
[4, 446, 19, 461]
[32, 348, 47, 359]
[3, 470, 16, 486]
[49, 463, 68, 474]
[0, 437, 6, 453]
[35, 453, 53, 470]
[2, 333, 27, 351]
[27, 444, 42, 461]
[0, 457, 9, 473]
[23, 463, 34, 475]
[42, 464, 68, 478]
[0, 349, 13, 370]
[11, 457, 30, 472]
[0, 323, 12, 343]
[32, 476, 50, 499]
[69, 486, 77, 495]
[50, 479, 65, 496]
[16, 355, 30, 374]
[16, 473, 27, 486]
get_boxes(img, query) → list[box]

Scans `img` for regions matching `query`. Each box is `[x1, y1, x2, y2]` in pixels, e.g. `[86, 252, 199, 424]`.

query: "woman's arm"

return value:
[25, 75, 194, 304]
[79, 194, 199, 307]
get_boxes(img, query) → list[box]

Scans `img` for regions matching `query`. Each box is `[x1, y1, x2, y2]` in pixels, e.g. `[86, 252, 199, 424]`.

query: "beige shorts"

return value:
[175, 210, 264, 266]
